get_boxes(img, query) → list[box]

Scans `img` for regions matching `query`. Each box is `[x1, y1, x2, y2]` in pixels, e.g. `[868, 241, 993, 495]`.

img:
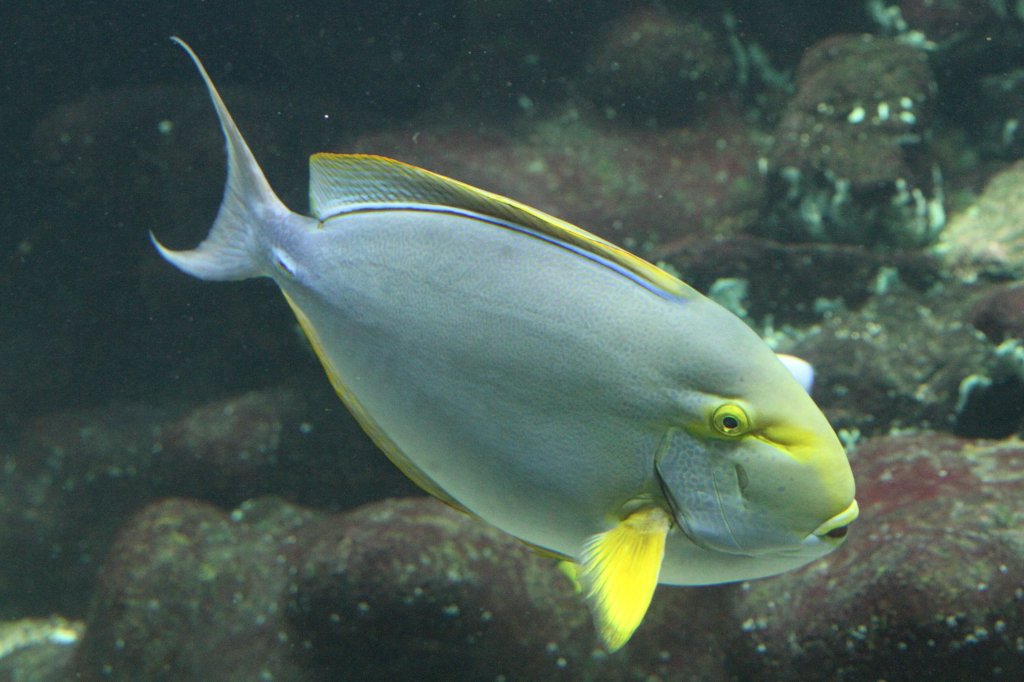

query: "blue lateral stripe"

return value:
[320, 203, 683, 302]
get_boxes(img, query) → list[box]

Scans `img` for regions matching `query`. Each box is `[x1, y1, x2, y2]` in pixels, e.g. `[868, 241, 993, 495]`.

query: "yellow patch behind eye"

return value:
[711, 404, 750, 436]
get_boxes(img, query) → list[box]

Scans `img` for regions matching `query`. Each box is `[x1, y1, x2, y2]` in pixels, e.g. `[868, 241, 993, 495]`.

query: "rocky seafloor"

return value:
[3, 2, 1024, 680]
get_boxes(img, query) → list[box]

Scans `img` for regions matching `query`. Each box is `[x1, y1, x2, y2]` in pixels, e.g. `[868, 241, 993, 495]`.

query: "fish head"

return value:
[656, 318, 857, 575]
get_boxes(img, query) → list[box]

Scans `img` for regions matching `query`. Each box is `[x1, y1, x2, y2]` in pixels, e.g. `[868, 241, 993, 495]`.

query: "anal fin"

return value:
[579, 507, 671, 651]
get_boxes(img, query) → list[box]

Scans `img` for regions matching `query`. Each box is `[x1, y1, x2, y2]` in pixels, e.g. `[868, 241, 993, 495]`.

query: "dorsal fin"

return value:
[309, 153, 697, 300]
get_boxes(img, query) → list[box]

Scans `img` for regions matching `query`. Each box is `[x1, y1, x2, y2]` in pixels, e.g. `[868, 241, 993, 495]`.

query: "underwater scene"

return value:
[2, 1, 1024, 680]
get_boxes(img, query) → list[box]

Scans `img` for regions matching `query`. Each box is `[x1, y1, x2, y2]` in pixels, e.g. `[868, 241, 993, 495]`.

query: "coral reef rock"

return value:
[69, 496, 734, 681]
[727, 433, 1024, 681]
[766, 34, 940, 246]
[0, 387, 411, 619]
[787, 282, 1018, 438]
[938, 159, 1024, 279]
[662, 235, 941, 326]
[969, 282, 1024, 343]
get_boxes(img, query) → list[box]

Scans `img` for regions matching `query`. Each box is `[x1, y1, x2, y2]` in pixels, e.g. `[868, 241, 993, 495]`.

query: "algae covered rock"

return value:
[938, 159, 1024, 278]
[0, 387, 411, 620]
[0, 617, 82, 682]
[69, 494, 735, 681]
[72, 497, 317, 681]
[662, 235, 941, 326]
[970, 283, 1024, 343]
[765, 34, 941, 245]
[787, 282, 1020, 438]
[285, 497, 593, 681]
[727, 433, 1024, 681]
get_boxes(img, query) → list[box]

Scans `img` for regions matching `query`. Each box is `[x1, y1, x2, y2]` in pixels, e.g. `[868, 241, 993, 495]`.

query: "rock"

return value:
[785, 282, 1020, 438]
[71, 497, 318, 681]
[0, 387, 412, 619]
[69, 495, 734, 681]
[0, 617, 83, 681]
[938, 159, 1024, 278]
[286, 498, 734, 681]
[765, 34, 941, 246]
[284, 497, 593, 681]
[727, 433, 1024, 681]
[883, 0, 996, 41]
[659, 235, 941, 326]
[582, 7, 732, 125]
[969, 283, 1024, 343]
[0, 402, 172, 620]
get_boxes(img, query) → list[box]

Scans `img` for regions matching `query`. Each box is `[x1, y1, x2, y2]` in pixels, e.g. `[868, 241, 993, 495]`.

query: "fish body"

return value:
[154, 39, 857, 650]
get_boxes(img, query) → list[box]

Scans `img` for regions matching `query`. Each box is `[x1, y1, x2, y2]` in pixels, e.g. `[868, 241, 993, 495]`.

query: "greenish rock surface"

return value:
[938, 159, 1024, 278]
[69, 496, 732, 681]
[765, 34, 941, 245]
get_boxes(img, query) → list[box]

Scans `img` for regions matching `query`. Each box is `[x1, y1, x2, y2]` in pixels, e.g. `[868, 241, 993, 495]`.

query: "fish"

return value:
[153, 38, 858, 651]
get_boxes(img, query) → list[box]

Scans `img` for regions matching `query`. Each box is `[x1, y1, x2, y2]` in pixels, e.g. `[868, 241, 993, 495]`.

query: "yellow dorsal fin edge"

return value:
[309, 153, 696, 300]
[579, 507, 671, 651]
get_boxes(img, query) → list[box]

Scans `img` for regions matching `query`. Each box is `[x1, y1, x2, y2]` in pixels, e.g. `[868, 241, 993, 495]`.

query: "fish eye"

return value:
[712, 404, 749, 436]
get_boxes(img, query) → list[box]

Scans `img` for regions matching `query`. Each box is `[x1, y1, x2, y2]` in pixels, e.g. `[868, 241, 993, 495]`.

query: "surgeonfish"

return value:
[153, 38, 858, 651]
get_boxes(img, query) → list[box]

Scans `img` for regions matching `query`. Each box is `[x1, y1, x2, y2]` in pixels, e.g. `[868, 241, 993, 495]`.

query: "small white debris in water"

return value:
[157, 119, 174, 135]
[442, 604, 460, 617]
[877, 101, 891, 121]
[900, 96, 914, 109]
[899, 111, 917, 126]
[847, 106, 866, 124]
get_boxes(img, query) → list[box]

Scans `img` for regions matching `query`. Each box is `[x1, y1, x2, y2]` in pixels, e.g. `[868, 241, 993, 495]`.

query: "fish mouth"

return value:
[810, 499, 859, 541]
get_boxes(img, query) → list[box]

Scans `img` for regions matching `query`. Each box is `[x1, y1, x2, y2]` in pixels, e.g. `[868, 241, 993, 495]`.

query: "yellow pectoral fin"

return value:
[579, 507, 672, 652]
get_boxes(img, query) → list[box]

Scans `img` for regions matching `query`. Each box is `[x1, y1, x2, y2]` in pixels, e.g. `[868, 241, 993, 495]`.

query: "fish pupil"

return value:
[722, 416, 739, 430]
[825, 525, 848, 539]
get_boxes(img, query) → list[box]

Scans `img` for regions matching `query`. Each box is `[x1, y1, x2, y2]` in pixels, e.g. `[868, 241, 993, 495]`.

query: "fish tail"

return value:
[151, 37, 293, 281]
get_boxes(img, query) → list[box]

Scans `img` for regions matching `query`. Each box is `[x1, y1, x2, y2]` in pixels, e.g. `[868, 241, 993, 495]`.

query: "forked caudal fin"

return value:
[150, 37, 293, 281]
